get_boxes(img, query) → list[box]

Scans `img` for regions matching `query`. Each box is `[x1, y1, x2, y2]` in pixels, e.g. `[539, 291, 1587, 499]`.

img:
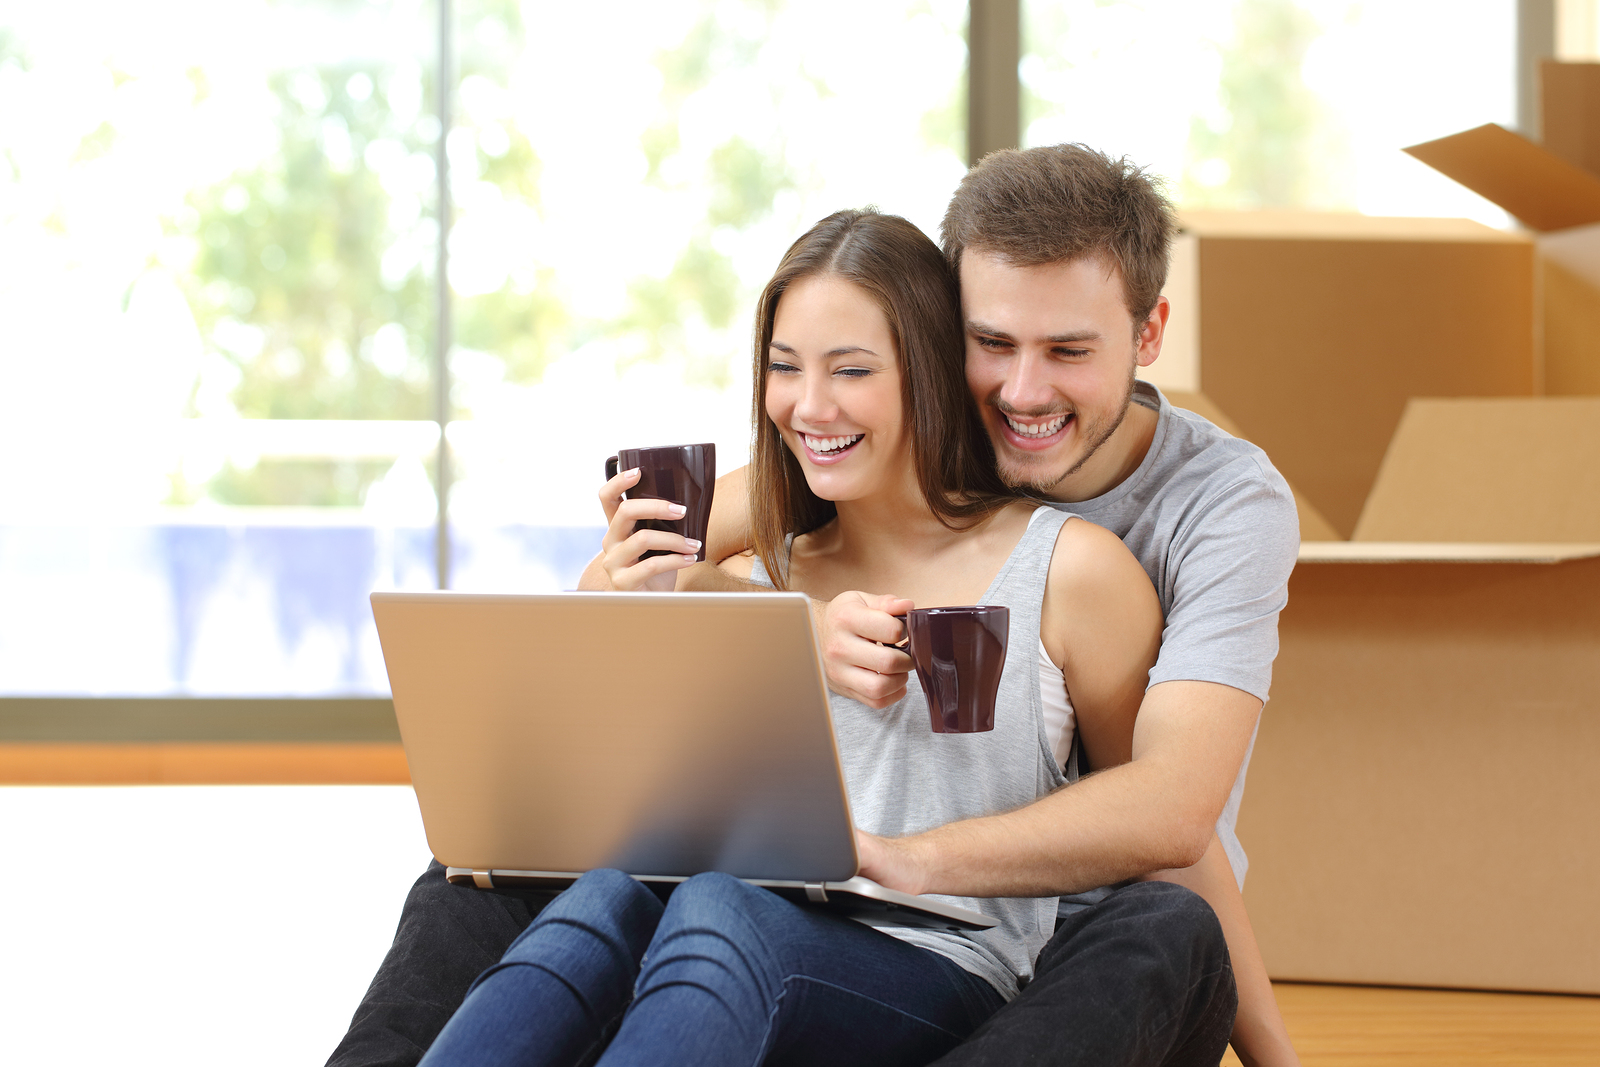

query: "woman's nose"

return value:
[794, 375, 837, 425]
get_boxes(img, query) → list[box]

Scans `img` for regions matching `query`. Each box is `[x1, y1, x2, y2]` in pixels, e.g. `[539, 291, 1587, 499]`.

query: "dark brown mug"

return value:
[894, 606, 1009, 733]
[604, 443, 716, 562]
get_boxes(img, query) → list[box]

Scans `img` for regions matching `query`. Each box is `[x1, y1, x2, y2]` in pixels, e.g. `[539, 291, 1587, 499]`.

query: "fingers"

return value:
[604, 521, 700, 561]
[831, 591, 915, 648]
[599, 492, 701, 591]
[602, 545, 698, 592]
[819, 590, 915, 708]
[598, 466, 640, 524]
[602, 497, 691, 549]
[833, 668, 910, 710]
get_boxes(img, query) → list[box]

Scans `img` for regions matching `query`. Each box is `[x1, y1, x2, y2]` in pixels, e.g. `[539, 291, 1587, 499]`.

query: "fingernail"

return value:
[682, 554, 698, 563]
[685, 538, 702, 550]
[625, 467, 641, 478]
[667, 503, 686, 517]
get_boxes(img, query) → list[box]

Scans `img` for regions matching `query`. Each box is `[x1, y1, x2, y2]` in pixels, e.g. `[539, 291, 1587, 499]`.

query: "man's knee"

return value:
[1040, 881, 1229, 981]
[325, 860, 547, 1067]
[1118, 881, 1228, 959]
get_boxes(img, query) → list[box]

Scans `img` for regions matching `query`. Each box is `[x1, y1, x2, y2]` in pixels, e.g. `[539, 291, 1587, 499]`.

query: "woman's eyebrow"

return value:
[768, 342, 880, 358]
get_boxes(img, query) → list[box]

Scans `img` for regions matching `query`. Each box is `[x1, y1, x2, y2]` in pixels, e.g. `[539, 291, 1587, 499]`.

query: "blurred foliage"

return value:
[172, 0, 797, 503]
[177, 59, 437, 505]
[1182, 0, 1347, 208]
[626, 7, 796, 376]
[184, 66, 434, 421]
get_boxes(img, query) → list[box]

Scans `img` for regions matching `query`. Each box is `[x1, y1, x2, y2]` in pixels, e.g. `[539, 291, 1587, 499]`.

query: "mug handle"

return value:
[889, 613, 912, 653]
[604, 455, 619, 481]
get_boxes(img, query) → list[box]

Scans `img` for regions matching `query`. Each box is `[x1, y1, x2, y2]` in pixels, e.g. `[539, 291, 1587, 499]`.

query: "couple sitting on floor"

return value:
[329, 144, 1303, 1067]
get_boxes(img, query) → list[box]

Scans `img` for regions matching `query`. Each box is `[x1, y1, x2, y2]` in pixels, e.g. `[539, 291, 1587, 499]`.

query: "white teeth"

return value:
[1005, 414, 1069, 438]
[803, 433, 864, 454]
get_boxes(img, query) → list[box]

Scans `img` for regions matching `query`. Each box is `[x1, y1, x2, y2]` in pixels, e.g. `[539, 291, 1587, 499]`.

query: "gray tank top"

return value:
[750, 506, 1070, 999]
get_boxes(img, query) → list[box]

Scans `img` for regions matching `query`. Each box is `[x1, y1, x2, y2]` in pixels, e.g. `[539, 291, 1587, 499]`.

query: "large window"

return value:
[1022, 0, 1516, 224]
[0, 0, 1516, 699]
[0, 0, 968, 697]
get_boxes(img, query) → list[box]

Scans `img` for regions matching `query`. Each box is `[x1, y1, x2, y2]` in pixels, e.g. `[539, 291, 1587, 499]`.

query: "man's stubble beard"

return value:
[997, 361, 1138, 496]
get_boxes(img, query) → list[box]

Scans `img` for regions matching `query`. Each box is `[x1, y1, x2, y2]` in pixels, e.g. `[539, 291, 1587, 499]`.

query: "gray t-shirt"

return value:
[1046, 381, 1300, 885]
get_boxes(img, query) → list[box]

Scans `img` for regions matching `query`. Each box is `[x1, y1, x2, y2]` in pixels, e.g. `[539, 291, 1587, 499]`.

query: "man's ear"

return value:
[1135, 295, 1170, 368]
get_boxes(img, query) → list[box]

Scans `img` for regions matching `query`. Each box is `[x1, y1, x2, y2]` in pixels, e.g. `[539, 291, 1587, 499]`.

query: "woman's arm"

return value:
[1043, 517, 1161, 777]
[1147, 837, 1301, 1067]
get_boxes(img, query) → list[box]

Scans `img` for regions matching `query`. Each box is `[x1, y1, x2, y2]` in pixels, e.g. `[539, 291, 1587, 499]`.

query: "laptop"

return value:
[371, 590, 995, 932]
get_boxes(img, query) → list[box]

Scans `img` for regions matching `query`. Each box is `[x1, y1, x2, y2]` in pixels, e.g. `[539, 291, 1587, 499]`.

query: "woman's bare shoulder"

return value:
[1044, 513, 1158, 608]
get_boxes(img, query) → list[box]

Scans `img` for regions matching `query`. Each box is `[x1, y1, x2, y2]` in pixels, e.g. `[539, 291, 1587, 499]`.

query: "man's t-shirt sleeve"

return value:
[1145, 459, 1300, 703]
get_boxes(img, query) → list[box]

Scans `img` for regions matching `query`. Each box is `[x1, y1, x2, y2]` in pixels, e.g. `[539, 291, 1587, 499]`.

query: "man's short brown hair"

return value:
[940, 143, 1178, 324]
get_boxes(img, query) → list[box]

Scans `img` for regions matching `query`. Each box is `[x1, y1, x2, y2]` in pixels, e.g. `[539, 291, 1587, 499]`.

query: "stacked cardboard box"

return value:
[1405, 60, 1600, 396]
[1142, 76, 1600, 991]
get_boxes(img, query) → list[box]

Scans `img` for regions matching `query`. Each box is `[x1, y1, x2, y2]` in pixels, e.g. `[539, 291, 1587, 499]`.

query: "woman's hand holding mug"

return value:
[598, 465, 703, 592]
[818, 591, 916, 708]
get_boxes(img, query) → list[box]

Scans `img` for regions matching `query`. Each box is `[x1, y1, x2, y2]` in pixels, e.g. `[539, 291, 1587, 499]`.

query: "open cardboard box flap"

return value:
[1402, 123, 1600, 233]
[1402, 63, 1600, 393]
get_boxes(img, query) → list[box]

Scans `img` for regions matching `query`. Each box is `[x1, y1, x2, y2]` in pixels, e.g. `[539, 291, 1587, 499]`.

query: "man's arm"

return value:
[856, 678, 1262, 896]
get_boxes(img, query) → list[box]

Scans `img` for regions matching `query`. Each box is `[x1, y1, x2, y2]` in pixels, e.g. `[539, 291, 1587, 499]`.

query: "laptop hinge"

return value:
[804, 883, 828, 903]
[472, 870, 495, 889]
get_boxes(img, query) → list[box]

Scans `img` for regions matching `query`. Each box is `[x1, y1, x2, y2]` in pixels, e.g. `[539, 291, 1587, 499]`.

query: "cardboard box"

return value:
[1404, 60, 1600, 397]
[1236, 396, 1600, 993]
[1143, 212, 1536, 538]
[1162, 390, 1340, 543]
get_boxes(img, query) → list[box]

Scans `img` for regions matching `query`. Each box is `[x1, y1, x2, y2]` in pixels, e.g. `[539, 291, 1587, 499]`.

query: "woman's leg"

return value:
[420, 869, 663, 1067]
[597, 872, 1004, 1067]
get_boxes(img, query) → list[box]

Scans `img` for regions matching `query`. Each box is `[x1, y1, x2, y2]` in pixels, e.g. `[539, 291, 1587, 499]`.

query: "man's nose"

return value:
[997, 351, 1056, 413]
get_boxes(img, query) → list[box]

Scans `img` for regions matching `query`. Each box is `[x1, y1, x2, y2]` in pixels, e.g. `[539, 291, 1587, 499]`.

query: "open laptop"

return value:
[371, 590, 994, 932]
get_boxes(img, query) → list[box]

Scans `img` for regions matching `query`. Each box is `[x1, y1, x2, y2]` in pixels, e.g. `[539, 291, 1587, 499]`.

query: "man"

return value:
[328, 144, 1298, 1066]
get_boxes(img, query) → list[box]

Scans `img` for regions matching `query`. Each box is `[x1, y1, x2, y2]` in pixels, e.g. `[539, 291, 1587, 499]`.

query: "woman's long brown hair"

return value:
[749, 209, 1016, 589]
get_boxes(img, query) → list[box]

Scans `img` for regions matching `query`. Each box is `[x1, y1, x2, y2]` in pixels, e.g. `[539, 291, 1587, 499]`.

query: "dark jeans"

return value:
[419, 868, 1003, 1067]
[327, 865, 1236, 1067]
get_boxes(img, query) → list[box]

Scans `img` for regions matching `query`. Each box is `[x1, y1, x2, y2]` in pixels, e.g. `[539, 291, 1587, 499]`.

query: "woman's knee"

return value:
[657, 871, 791, 937]
[644, 873, 801, 981]
[502, 868, 662, 963]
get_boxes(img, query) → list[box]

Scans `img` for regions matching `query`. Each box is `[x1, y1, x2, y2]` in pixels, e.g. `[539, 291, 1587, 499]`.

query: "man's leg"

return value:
[325, 861, 551, 1067]
[930, 881, 1237, 1067]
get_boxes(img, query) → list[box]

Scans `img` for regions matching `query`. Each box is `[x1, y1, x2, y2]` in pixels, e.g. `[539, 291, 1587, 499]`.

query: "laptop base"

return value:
[444, 867, 997, 932]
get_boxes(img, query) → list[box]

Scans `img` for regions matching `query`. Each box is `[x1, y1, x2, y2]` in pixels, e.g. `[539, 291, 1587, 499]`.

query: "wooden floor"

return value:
[0, 742, 411, 784]
[1223, 982, 1600, 1066]
[4, 745, 1599, 1063]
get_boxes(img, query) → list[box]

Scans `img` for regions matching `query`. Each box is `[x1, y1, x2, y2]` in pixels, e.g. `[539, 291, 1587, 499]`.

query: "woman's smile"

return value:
[800, 432, 865, 462]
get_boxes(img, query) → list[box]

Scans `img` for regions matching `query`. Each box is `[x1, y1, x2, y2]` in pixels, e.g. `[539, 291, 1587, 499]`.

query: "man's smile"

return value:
[998, 411, 1074, 450]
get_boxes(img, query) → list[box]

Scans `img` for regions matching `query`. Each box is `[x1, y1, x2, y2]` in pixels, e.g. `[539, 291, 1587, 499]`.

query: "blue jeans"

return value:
[417, 868, 1005, 1067]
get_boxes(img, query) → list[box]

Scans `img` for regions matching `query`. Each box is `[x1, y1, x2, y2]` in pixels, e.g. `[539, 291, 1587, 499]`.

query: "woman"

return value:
[422, 210, 1297, 1067]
